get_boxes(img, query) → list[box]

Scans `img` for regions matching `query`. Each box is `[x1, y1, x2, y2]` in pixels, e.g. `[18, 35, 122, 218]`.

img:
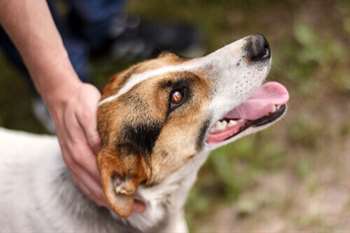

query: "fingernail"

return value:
[133, 200, 146, 213]
[97, 201, 108, 208]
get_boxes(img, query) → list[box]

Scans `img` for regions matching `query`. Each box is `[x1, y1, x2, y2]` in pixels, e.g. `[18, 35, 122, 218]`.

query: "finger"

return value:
[58, 111, 100, 183]
[62, 105, 83, 143]
[65, 141, 101, 186]
[62, 145, 106, 206]
[51, 97, 106, 207]
[71, 171, 107, 207]
[63, 109, 101, 181]
[77, 84, 102, 153]
[133, 200, 146, 213]
[76, 108, 101, 154]
[73, 176, 106, 207]
[62, 148, 107, 205]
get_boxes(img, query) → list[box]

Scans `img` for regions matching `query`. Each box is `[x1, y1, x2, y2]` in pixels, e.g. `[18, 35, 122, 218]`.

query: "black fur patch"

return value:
[159, 78, 192, 90]
[196, 119, 210, 150]
[118, 121, 162, 156]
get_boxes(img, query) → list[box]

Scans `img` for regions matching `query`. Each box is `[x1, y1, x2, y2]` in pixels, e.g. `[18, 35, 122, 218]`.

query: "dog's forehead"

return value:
[99, 61, 205, 106]
[119, 64, 198, 94]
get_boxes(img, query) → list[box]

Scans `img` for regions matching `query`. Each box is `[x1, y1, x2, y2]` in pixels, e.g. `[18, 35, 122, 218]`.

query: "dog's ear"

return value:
[97, 148, 148, 218]
[158, 51, 181, 60]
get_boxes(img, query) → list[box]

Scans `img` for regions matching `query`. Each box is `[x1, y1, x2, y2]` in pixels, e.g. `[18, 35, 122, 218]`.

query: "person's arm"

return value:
[0, 0, 105, 206]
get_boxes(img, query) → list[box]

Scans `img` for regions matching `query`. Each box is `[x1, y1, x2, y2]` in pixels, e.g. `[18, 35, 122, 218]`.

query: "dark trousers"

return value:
[0, 0, 126, 94]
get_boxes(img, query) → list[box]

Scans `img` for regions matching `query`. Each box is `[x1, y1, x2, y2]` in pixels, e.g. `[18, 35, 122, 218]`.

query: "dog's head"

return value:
[97, 35, 289, 222]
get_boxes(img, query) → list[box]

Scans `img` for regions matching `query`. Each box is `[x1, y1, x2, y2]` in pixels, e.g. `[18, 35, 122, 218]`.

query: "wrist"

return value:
[42, 78, 82, 124]
[35, 54, 82, 105]
[23, 43, 81, 102]
[43, 78, 81, 106]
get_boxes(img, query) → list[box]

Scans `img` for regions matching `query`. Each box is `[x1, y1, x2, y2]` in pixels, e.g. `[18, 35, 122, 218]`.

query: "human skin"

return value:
[0, 0, 106, 206]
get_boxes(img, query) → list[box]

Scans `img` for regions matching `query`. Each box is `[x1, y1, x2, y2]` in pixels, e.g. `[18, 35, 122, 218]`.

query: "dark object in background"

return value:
[90, 15, 204, 60]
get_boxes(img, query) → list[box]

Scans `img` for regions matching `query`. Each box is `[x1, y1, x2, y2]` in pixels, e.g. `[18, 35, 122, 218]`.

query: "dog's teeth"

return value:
[210, 127, 217, 133]
[210, 120, 228, 133]
[217, 121, 227, 131]
[210, 122, 220, 133]
[210, 124, 219, 133]
[271, 105, 277, 112]
[214, 121, 221, 128]
[228, 120, 238, 127]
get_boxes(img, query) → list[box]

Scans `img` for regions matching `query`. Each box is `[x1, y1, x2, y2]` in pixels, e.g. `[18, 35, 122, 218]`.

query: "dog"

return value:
[0, 34, 289, 233]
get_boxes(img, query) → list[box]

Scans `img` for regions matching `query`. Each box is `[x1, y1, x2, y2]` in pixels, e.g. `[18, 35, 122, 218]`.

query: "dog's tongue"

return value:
[225, 82, 289, 120]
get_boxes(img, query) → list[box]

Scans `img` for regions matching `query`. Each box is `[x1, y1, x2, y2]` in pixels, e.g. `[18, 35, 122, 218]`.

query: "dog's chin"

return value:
[120, 192, 167, 231]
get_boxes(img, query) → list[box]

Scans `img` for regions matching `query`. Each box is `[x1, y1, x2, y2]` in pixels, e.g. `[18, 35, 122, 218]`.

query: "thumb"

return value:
[77, 84, 102, 153]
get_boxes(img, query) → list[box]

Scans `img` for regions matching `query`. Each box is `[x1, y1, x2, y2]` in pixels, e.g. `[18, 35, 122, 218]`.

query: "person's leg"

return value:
[48, 1, 89, 82]
[0, 1, 89, 86]
[67, 0, 203, 59]
[0, 1, 90, 132]
[67, 0, 127, 50]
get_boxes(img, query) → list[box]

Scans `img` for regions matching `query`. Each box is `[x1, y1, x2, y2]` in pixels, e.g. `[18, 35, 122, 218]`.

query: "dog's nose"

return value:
[245, 34, 271, 62]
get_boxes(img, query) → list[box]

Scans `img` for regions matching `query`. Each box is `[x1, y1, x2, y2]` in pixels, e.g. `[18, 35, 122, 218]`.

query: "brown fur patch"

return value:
[97, 52, 212, 217]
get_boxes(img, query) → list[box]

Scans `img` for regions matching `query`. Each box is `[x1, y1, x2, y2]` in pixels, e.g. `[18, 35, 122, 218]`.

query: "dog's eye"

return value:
[169, 89, 186, 111]
[171, 91, 183, 104]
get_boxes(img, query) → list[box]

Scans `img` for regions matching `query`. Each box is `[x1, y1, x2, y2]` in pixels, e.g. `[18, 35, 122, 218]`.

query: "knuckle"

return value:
[82, 110, 93, 120]
[69, 160, 80, 172]
[71, 150, 84, 164]
[87, 133, 99, 145]
[80, 111, 94, 126]
[64, 155, 80, 172]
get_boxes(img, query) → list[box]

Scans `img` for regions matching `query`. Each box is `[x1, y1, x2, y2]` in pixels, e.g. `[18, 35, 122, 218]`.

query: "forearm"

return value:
[0, 0, 80, 103]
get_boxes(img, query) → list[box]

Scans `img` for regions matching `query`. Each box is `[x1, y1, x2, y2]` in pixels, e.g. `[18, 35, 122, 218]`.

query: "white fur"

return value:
[0, 36, 275, 233]
[99, 62, 202, 106]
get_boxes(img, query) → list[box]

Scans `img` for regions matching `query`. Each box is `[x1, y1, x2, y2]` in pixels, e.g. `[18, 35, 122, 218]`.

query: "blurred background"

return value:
[1, 0, 350, 232]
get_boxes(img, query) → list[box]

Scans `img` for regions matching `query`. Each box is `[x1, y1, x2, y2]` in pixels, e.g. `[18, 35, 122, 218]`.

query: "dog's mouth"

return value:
[207, 81, 289, 144]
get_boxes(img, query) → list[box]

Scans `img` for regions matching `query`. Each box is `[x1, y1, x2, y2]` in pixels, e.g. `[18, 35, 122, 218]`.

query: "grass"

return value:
[1, 0, 350, 232]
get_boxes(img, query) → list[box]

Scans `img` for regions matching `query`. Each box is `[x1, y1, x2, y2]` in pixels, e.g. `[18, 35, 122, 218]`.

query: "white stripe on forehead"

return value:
[98, 61, 203, 106]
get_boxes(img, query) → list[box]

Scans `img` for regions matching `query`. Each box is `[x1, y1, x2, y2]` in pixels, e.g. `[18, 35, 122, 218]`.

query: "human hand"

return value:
[46, 82, 106, 206]
[0, 0, 108, 208]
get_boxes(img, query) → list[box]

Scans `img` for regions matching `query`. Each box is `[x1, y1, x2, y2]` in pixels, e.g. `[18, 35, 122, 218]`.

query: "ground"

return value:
[1, 0, 350, 232]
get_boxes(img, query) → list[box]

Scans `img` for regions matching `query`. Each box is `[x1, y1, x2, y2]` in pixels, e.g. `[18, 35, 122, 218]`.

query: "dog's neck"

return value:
[33, 149, 209, 233]
[126, 149, 211, 232]
[29, 153, 136, 233]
